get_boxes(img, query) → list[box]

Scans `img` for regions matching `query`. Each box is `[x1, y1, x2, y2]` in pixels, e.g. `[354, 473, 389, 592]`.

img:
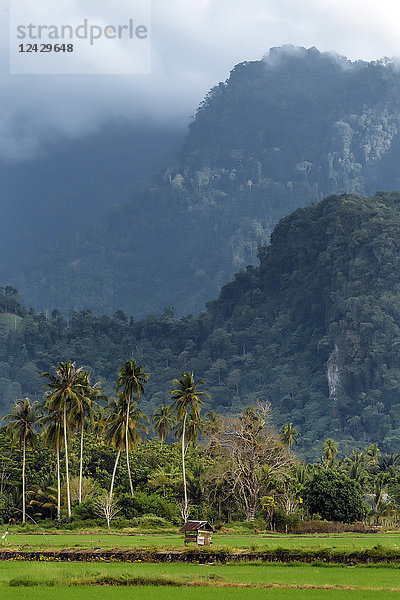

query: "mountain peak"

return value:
[7, 49, 400, 319]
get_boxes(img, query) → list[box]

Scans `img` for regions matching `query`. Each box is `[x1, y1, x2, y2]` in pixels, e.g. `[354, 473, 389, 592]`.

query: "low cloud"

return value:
[1, 0, 400, 160]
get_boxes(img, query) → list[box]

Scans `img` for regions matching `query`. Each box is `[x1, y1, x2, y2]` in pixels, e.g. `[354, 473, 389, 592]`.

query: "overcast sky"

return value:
[2, 0, 400, 160]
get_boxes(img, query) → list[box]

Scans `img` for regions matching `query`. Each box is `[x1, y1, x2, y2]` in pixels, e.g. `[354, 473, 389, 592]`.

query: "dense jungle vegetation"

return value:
[1, 192, 400, 459]
[0, 381, 395, 529]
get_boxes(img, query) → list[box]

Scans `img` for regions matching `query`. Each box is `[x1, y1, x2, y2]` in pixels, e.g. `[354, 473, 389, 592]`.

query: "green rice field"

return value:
[1, 561, 400, 599]
[2, 531, 400, 551]
[4, 590, 400, 600]
[2, 531, 400, 598]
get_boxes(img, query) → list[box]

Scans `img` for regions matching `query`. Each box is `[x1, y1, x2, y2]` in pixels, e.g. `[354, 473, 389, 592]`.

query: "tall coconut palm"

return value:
[280, 423, 300, 447]
[367, 443, 381, 467]
[93, 404, 108, 442]
[175, 413, 204, 447]
[345, 450, 368, 485]
[168, 372, 210, 521]
[105, 394, 149, 500]
[322, 438, 338, 465]
[117, 360, 149, 496]
[42, 409, 63, 519]
[371, 471, 391, 525]
[203, 411, 223, 455]
[71, 371, 102, 503]
[204, 411, 223, 436]
[42, 361, 85, 518]
[147, 466, 176, 498]
[105, 399, 123, 502]
[2, 398, 39, 523]
[152, 404, 174, 444]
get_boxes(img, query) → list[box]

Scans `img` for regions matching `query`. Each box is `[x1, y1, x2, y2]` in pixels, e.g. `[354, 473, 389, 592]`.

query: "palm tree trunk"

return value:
[182, 411, 188, 521]
[109, 448, 121, 500]
[22, 435, 26, 523]
[125, 395, 134, 497]
[56, 442, 61, 520]
[79, 420, 84, 503]
[126, 446, 134, 497]
[63, 404, 71, 518]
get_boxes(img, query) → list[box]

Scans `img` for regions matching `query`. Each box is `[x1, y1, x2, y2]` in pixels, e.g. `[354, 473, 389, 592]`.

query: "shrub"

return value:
[303, 470, 366, 523]
[108, 516, 131, 529]
[132, 514, 170, 528]
[0, 492, 13, 524]
[68, 519, 104, 530]
[118, 492, 179, 521]
[273, 507, 301, 531]
[72, 499, 96, 521]
[289, 520, 376, 534]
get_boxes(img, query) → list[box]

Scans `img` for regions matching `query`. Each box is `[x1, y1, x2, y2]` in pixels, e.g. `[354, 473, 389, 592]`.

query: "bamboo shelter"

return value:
[180, 520, 214, 546]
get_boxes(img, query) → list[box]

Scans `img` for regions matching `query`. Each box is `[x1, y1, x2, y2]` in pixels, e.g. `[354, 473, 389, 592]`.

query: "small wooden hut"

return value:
[180, 520, 214, 546]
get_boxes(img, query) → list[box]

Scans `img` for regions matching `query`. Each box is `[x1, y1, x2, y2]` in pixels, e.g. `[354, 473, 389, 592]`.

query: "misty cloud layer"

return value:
[2, 0, 400, 160]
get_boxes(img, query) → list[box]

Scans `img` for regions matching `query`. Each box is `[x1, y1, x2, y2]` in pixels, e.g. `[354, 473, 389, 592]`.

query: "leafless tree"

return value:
[93, 493, 120, 529]
[280, 492, 299, 515]
[176, 498, 192, 522]
[209, 401, 295, 521]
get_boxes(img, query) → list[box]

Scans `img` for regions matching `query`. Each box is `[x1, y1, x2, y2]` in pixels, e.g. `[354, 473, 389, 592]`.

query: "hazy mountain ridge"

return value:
[8, 46, 400, 317]
[0, 122, 185, 302]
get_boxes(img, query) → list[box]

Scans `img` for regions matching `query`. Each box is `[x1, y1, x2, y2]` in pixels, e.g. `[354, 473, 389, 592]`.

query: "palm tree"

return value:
[105, 394, 149, 500]
[147, 466, 175, 498]
[367, 443, 381, 467]
[377, 453, 400, 477]
[204, 411, 223, 436]
[344, 450, 368, 485]
[42, 409, 63, 519]
[93, 404, 107, 442]
[365, 472, 391, 525]
[152, 404, 174, 444]
[203, 411, 223, 455]
[28, 485, 57, 520]
[2, 398, 39, 523]
[322, 438, 338, 465]
[42, 361, 85, 518]
[280, 423, 300, 447]
[71, 370, 102, 503]
[117, 360, 149, 496]
[168, 372, 210, 521]
[175, 414, 204, 447]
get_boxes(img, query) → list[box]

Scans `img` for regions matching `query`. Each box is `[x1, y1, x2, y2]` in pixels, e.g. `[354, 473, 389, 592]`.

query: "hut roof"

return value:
[179, 520, 214, 532]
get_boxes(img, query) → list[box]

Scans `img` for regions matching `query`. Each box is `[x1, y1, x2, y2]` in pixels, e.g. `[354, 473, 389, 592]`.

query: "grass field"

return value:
[2, 531, 400, 551]
[1, 561, 400, 599]
[4, 589, 400, 600]
[2, 560, 400, 587]
[2, 532, 400, 599]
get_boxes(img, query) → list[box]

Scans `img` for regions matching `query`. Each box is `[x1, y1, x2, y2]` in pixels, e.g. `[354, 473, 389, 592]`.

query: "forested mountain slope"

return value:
[9, 46, 400, 317]
[0, 122, 184, 298]
[2, 192, 400, 459]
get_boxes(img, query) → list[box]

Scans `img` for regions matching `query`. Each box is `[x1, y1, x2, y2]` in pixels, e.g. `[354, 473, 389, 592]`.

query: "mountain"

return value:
[0, 120, 184, 291]
[7, 45, 400, 317]
[2, 191, 400, 459]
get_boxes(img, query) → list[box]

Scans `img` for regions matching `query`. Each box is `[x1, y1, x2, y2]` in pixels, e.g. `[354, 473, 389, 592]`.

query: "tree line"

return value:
[1, 359, 211, 526]
[1, 358, 400, 529]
